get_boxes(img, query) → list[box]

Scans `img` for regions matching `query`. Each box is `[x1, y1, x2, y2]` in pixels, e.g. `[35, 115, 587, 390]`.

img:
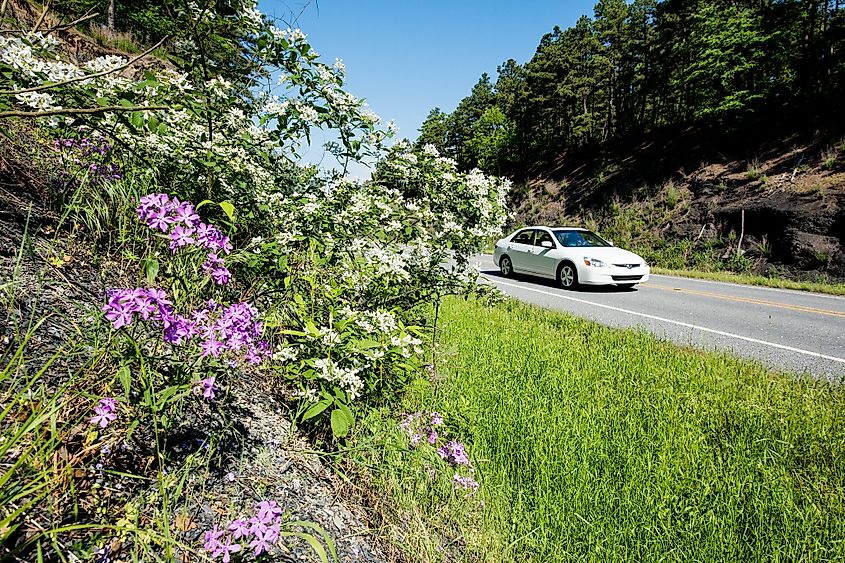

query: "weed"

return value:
[753, 236, 773, 258]
[745, 157, 763, 180]
[821, 146, 838, 170]
[664, 185, 681, 209]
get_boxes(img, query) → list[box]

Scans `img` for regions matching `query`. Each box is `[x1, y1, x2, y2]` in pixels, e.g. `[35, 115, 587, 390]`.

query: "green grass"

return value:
[362, 297, 845, 562]
[652, 267, 845, 296]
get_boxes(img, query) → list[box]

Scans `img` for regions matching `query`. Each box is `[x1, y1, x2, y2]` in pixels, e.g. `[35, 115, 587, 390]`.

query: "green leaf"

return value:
[118, 365, 132, 401]
[301, 398, 331, 421]
[330, 408, 349, 437]
[143, 257, 159, 285]
[219, 201, 235, 221]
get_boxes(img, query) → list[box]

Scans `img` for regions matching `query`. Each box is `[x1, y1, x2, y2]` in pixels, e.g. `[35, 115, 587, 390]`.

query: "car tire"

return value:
[558, 262, 579, 289]
[499, 255, 513, 277]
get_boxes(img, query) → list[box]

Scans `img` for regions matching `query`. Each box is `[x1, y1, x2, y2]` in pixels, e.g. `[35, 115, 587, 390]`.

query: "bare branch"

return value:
[0, 104, 169, 119]
[0, 35, 169, 96]
[31, 1, 49, 33]
[47, 8, 100, 33]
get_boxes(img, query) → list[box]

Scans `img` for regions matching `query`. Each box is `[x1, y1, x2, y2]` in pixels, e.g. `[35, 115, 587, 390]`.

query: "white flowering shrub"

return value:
[0, 5, 507, 436]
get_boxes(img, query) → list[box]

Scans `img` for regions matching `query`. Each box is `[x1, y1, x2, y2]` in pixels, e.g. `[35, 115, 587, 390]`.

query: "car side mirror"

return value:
[607, 240, 614, 246]
[540, 240, 553, 249]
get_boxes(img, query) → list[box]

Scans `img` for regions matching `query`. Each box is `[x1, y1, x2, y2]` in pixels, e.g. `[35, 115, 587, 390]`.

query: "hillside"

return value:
[510, 118, 845, 281]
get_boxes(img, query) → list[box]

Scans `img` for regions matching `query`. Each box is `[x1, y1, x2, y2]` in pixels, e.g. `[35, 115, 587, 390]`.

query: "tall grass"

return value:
[365, 297, 845, 561]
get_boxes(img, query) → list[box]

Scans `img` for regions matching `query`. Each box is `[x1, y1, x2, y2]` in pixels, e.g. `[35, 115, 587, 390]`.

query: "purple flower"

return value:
[200, 338, 225, 358]
[248, 530, 274, 557]
[453, 473, 479, 492]
[430, 412, 444, 426]
[202, 526, 224, 553]
[196, 376, 217, 400]
[146, 211, 171, 232]
[248, 516, 268, 537]
[216, 542, 241, 563]
[169, 225, 195, 251]
[172, 203, 200, 226]
[228, 518, 249, 540]
[437, 440, 472, 468]
[102, 296, 134, 329]
[90, 397, 119, 428]
[256, 500, 282, 524]
[210, 267, 231, 285]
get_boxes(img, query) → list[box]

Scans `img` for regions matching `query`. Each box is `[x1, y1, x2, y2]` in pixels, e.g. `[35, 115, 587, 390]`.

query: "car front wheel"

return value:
[558, 263, 578, 289]
[499, 255, 513, 277]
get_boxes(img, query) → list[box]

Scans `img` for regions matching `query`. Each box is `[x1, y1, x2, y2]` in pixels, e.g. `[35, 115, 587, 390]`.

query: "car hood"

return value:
[576, 246, 646, 264]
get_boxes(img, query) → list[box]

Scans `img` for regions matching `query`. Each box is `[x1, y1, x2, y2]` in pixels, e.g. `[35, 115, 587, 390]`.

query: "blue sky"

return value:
[257, 0, 597, 172]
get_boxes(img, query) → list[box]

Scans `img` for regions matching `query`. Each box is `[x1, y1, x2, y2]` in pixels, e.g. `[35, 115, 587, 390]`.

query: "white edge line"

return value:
[490, 278, 845, 365]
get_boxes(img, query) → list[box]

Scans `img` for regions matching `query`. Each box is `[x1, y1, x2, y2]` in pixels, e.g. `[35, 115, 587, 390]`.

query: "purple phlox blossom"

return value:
[102, 294, 134, 329]
[430, 412, 444, 426]
[172, 203, 200, 226]
[163, 315, 195, 345]
[437, 440, 473, 469]
[228, 518, 249, 540]
[215, 542, 241, 563]
[210, 267, 231, 286]
[248, 516, 268, 537]
[426, 427, 439, 445]
[264, 521, 281, 543]
[195, 376, 217, 400]
[248, 529, 274, 557]
[256, 500, 282, 523]
[202, 525, 225, 553]
[102, 287, 171, 330]
[200, 337, 226, 358]
[169, 224, 196, 251]
[453, 473, 479, 492]
[90, 397, 119, 428]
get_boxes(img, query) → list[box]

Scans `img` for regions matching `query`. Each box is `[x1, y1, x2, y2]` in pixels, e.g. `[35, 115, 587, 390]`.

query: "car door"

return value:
[527, 229, 558, 278]
[505, 229, 536, 272]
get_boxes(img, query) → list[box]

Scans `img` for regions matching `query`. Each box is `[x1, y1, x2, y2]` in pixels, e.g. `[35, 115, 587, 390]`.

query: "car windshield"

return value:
[553, 229, 611, 248]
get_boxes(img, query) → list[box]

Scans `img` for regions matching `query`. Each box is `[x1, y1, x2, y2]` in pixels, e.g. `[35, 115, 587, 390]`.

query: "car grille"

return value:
[613, 263, 641, 269]
[611, 275, 643, 281]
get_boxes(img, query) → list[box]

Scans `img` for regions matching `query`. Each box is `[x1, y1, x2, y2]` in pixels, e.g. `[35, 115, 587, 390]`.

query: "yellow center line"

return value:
[642, 283, 845, 319]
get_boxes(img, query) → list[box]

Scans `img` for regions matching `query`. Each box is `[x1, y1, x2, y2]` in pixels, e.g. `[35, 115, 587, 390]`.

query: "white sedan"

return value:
[493, 226, 650, 289]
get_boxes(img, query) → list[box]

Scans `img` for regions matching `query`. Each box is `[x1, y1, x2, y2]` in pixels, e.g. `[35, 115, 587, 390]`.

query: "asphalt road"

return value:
[472, 254, 845, 381]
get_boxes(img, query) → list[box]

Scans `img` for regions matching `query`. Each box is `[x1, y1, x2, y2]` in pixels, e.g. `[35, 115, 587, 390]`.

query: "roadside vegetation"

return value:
[351, 296, 845, 561]
[650, 267, 845, 296]
[0, 1, 506, 560]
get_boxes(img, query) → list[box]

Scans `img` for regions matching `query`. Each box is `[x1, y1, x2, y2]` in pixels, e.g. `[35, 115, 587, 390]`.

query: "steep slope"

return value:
[510, 119, 845, 281]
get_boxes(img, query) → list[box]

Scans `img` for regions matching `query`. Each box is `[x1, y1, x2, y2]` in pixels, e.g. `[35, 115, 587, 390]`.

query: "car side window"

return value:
[512, 229, 534, 244]
[535, 230, 554, 247]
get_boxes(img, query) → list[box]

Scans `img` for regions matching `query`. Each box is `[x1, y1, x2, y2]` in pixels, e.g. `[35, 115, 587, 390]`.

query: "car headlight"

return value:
[583, 257, 607, 267]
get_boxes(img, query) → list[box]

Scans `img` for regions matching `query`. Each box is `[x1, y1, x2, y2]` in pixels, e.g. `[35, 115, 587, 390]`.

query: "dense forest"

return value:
[419, 0, 845, 176]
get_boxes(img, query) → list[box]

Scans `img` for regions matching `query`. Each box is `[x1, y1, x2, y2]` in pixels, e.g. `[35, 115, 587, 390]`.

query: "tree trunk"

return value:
[107, 0, 115, 30]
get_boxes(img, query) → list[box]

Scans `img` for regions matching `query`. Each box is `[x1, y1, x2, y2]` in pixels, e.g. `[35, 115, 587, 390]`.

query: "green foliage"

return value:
[465, 106, 515, 175]
[410, 296, 845, 561]
[426, 0, 845, 175]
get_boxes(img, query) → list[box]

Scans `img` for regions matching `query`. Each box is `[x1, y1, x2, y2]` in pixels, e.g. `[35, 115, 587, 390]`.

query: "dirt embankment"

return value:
[512, 119, 845, 280]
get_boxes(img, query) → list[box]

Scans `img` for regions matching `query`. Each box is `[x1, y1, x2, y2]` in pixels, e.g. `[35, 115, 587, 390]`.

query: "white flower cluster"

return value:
[313, 357, 364, 400]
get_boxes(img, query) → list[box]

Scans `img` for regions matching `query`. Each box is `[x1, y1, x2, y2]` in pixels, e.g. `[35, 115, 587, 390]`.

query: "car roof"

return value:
[519, 226, 588, 231]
